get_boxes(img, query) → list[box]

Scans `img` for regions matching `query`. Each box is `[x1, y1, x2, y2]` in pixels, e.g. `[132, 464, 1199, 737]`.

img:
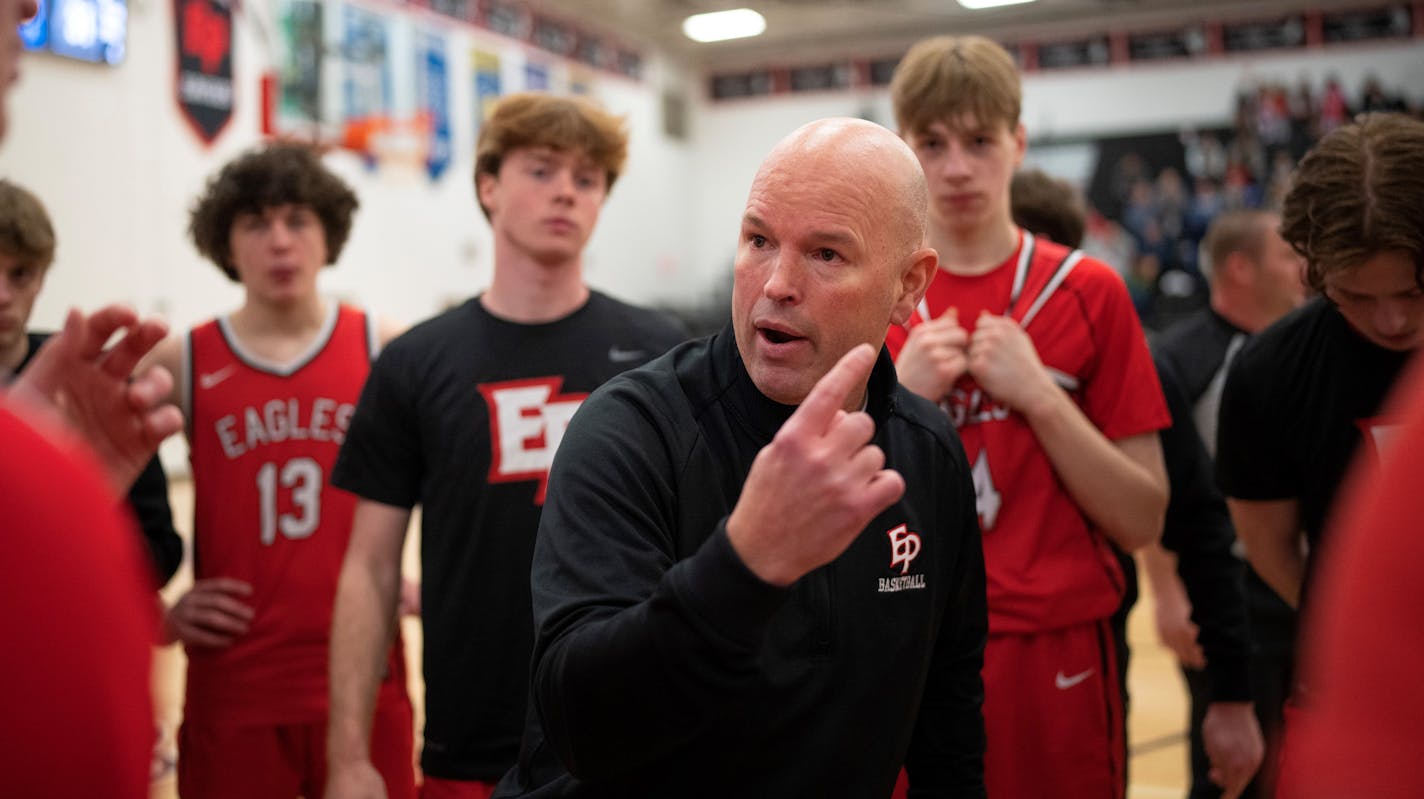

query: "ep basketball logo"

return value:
[879, 523, 926, 593]
[479, 378, 588, 505]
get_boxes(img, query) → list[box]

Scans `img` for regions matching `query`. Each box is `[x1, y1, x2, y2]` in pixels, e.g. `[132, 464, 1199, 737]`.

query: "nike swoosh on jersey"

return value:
[1054, 668, 1095, 690]
[199, 364, 237, 389]
[608, 347, 647, 363]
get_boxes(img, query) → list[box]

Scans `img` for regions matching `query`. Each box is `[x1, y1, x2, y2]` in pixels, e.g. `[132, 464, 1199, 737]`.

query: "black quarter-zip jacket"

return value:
[495, 328, 987, 798]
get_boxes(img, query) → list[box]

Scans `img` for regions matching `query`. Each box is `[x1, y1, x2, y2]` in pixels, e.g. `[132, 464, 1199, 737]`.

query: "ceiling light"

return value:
[956, 0, 1037, 9]
[683, 8, 767, 43]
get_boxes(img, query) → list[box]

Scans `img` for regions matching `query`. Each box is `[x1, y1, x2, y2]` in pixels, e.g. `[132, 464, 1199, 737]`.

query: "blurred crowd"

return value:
[1084, 73, 1420, 329]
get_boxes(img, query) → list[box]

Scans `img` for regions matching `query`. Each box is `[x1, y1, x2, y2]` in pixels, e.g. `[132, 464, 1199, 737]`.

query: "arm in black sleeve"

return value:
[906, 441, 987, 798]
[125, 455, 183, 589]
[1153, 354, 1252, 703]
[530, 385, 789, 781]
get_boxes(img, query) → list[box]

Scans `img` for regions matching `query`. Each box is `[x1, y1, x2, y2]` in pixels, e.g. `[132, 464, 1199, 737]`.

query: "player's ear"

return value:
[476, 171, 500, 218]
[1223, 250, 1253, 285]
[890, 247, 939, 326]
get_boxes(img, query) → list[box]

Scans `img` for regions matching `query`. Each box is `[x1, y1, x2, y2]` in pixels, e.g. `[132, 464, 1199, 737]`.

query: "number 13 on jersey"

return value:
[257, 456, 322, 545]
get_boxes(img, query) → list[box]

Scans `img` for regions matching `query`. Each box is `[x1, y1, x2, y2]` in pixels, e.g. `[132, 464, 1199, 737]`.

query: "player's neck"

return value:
[929, 217, 1019, 278]
[227, 295, 331, 360]
[483, 251, 589, 324]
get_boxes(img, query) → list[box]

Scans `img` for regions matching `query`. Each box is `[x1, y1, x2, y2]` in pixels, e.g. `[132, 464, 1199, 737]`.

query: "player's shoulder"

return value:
[1236, 297, 1331, 370]
[1057, 248, 1128, 292]
[1023, 236, 1130, 305]
[1155, 309, 1236, 386]
[1156, 308, 1223, 358]
[586, 290, 688, 345]
[383, 299, 477, 350]
[362, 301, 479, 387]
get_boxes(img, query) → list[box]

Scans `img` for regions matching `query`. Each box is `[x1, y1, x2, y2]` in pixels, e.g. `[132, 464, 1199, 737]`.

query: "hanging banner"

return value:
[276, 0, 324, 132]
[174, 0, 234, 144]
[340, 4, 391, 158]
[418, 32, 452, 180]
[472, 48, 501, 133]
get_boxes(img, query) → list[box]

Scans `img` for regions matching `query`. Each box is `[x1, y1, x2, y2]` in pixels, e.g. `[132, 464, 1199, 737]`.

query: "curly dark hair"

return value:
[188, 143, 359, 281]
[1280, 112, 1424, 293]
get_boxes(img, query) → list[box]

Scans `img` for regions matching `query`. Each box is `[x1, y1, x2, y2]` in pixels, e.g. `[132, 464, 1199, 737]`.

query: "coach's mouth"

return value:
[757, 323, 805, 345]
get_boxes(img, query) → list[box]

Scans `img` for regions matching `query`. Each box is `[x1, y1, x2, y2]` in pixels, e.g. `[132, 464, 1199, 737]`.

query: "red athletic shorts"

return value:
[981, 619, 1124, 799]
[420, 775, 500, 799]
[178, 692, 415, 799]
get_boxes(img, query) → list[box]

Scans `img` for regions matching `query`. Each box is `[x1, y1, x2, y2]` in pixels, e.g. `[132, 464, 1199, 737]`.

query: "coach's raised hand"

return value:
[727, 344, 907, 587]
[11, 305, 183, 491]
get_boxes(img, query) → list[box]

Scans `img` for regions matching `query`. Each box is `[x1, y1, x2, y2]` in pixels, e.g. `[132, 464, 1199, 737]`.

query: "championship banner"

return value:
[418, 32, 452, 180]
[472, 48, 501, 134]
[340, 3, 391, 159]
[175, 0, 234, 144]
[276, 0, 324, 132]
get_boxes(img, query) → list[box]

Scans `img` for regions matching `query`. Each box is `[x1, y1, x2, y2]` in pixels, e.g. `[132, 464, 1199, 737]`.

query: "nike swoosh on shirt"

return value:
[608, 347, 647, 363]
[199, 364, 237, 390]
[1054, 668, 1095, 690]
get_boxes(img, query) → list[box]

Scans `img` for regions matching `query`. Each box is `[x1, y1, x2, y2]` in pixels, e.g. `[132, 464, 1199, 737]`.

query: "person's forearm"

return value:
[327, 550, 401, 765]
[1240, 531, 1303, 609]
[1139, 542, 1182, 597]
[1167, 508, 1252, 701]
[1023, 391, 1167, 552]
[1227, 497, 1304, 610]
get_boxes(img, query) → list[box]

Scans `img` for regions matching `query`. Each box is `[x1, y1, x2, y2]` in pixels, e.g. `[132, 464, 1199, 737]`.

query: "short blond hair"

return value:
[891, 35, 1021, 137]
[474, 93, 628, 219]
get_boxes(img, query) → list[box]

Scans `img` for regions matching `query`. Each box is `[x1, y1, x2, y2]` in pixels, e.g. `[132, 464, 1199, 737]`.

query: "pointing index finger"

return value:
[785, 343, 876, 436]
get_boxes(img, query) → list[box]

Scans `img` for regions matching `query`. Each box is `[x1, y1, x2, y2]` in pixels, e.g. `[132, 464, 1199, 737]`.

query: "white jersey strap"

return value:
[363, 305, 381, 360]
[1008, 230, 1036, 311]
[180, 330, 194, 440]
[1017, 248, 1084, 331]
[914, 231, 1037, 326]
[1195, 332, 1248, 459]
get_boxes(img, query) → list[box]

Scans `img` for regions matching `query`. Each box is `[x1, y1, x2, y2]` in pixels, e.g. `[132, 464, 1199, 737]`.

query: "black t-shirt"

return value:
[1157, 307, 1297, 647]
[1217, 298, 1412, 593]
[332, 291, 685, 781]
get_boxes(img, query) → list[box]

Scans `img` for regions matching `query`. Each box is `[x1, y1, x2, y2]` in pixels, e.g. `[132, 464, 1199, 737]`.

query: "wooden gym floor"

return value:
[150, 478, 1194, 798]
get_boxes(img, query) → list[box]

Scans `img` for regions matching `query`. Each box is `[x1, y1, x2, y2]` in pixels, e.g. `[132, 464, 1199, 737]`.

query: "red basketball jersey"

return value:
[183, 303, 406, 726]
[888, 231, 1169, 634]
